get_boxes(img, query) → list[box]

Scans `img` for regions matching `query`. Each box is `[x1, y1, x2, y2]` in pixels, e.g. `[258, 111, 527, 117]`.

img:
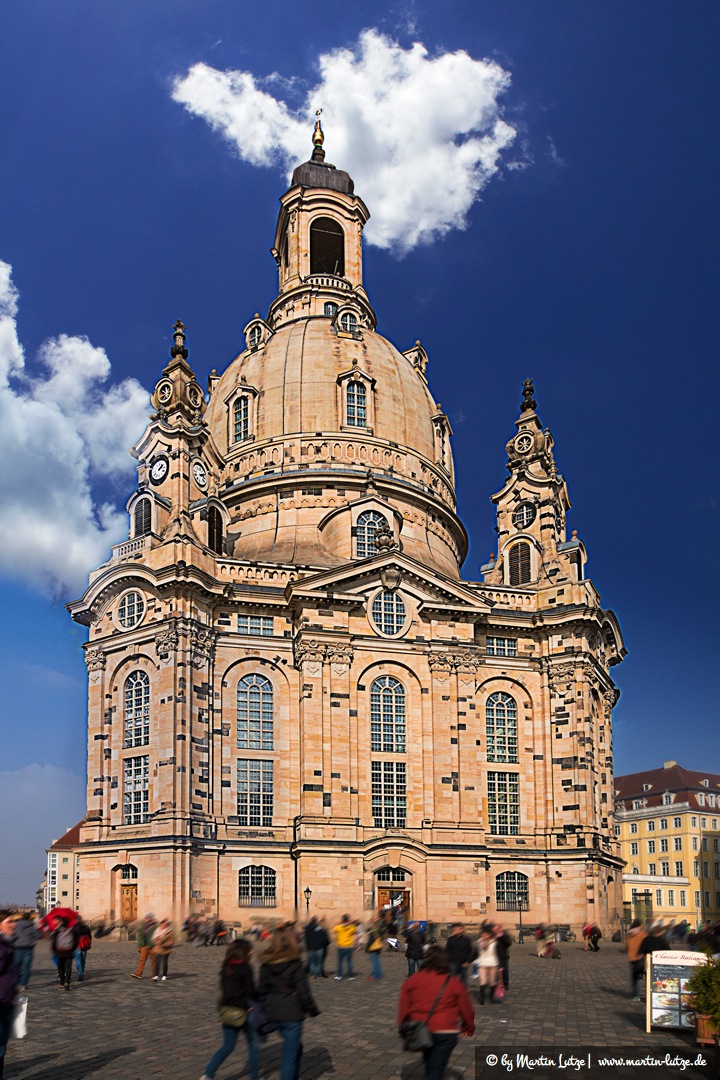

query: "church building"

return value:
[68, 121, 626, 931]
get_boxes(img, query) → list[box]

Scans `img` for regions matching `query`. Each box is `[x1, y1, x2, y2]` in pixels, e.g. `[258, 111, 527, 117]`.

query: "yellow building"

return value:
[68, 124, 626, 932]
[615, 761, 720, 928]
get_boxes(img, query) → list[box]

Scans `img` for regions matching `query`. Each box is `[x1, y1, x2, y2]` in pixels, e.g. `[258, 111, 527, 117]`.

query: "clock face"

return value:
[193, 461, 208, 488]
[149, 456, 169, 484]
[514, 432, 533, 455]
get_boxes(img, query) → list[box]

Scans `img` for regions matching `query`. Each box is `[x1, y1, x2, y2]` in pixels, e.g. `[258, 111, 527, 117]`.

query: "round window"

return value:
[512, 502, 536, 529]
[372, 591, 406, 636]
[117, 591, 145, 629]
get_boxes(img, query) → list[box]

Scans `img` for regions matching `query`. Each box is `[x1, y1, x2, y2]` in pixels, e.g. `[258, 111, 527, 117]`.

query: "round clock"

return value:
[193, 461, 208, 488]
[149, 456, 169, 484]
[514, 432, 533, 455]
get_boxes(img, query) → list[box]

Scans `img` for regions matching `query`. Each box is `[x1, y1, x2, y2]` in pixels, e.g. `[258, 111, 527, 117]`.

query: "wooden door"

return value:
[121, 885, 137, 923]
[377, 888, 409, 919]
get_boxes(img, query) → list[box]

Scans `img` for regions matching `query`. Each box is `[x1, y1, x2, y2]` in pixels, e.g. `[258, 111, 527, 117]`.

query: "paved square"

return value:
[5, 938, 713, 1079]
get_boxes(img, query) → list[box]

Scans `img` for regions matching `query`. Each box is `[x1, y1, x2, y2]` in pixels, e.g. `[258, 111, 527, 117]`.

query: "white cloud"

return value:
[0, 764, 85, 906]
[0, 261, 150, 598]
[172, 29, 516, 253]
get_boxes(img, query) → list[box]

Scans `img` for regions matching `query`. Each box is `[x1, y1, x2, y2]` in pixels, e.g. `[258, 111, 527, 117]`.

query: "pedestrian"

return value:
[199, 938, 260, 1080]
[131, 913, 157, 979]
[332, 914, 357, 981]
[444, 923, 476, 985]
[74, 916, 93, 982]
[493, 924, 512, 990]
[259, 924, 320, 1080]
[51, 915, 79, 991]
[364, 919, 385, 981]
[625, 918, 647, 1001]
[304, 917, 328, 979]
[640, 922, 671, 957]
[151, 918, 175, 981]
[588, 925, 602, 952]
[0, 910, 19, 1080]
[404, 921, 426, 978]
[11, 911, 40, 991]
[398, 945, 475, 1080]
[475, 927, 501, 1004]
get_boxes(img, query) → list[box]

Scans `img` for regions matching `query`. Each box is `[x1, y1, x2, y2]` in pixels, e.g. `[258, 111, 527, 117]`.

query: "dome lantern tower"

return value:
[269, 114, 376, 331]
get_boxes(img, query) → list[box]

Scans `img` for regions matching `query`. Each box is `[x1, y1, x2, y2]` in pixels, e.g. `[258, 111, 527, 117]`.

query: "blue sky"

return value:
[1, 1, 718, 903]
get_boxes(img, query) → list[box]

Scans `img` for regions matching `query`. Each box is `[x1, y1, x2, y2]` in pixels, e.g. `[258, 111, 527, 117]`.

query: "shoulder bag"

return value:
[400, 975, 451, 1052]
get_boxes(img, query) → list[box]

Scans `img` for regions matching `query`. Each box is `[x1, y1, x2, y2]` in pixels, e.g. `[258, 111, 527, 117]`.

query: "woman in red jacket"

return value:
[398, 945, 475, 1080]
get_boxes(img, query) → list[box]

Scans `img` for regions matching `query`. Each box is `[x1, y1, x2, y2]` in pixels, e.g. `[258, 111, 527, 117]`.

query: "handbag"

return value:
[217, 1003, 248, 1028]
[247, 997, 278, 1040]
[10, 996, 28, 1041]
[400, 975, 451, 1052]
[493, 983, 505, 1001]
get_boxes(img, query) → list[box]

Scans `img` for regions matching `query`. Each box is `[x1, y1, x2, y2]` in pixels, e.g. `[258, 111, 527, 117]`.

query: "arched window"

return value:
[324, 302, 338, 317]
[124, 671, 150, 747]
[486, 692, 518, 764]
[208, 506, 223, 555]
[346, 380, 366, 426]
[238, 865, 276, 907]
[310, 217, 344, 276]
[234, 396, 250, 443]
[340, 311, 358, 333]
[372, 592, 406, 636]
[237, 674, 274, 750]
[509, 541, 531, 585]
[495, 870, 529, 909]
[371, 676, 406, 753]
[134, 498, 151, 538]
[248, 325, 261, 349]
[356, 510, 386, 558]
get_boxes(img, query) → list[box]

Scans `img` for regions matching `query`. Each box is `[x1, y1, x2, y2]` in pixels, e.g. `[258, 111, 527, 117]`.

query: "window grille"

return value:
[237, 759, 273, 826]
[123, 756, 149, 824]
[346, 380, 366, 426]
[118, 591, 145, 629]
[124, 671, 150, 747]
[375, 867, 407, 882]
[372, 591, 406, 635]
[340, 311, 357, 333]
[495, 871, 529, 908]
[248, 326, 261, 348]
[356, 510, 386, 558]
[324, 302, 338, 317]
[238, 865, 276, 907]
[237, 615, 273, 636]
[486, 637, 517, 657]
[512, 503, 536, 529]
[234, 396, 250, 442]
[237, 674, 274, 751]
[120, 865, 138, 880]
[486, 692, 518, 764]
[508, 542, 531, 586]
[370, 676, 406, 753]
[487, 772, 520, 835]
[371, 761, 406, 828]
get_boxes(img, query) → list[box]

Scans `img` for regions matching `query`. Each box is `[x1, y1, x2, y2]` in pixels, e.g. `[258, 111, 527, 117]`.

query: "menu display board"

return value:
[646, 950, 707, 1033]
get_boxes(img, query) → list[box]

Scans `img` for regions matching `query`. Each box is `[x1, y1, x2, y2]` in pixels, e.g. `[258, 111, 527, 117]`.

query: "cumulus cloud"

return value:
[172, 29, 516, 252]
[0, 763, 86, 905]
[0, 261, 150, 598]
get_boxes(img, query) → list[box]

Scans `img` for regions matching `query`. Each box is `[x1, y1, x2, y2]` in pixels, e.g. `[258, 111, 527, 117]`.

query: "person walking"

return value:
[475, 927, 501, 1004]
[493, 924, 512, 991]
[364, 920, 385, 981]
[200, 938, 260, 1080]
[151, 918, 175, 981]
[404, 921, 427, 978]
[445, 923, 476, 985]
[0, 911, 18, 1080]
[259, 924, 320, 1080]
[131, 914, 157, 979]
[332, 915, 357, 981]
[304, 917, 328, 979]
[73, 916, 93, 982]
[51, 915, 79, 990]
[11, 911, 40, 991]
[398, 945, 475, 1080]
[588, 925, 602, 952]
[626, 918, 647, 1001]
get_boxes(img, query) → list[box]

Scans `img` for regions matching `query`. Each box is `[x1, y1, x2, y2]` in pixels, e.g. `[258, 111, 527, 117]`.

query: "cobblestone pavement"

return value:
[5, 938, 714, 1079]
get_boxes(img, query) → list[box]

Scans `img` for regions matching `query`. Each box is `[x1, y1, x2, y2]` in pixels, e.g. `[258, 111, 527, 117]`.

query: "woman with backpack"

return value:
[51, 916, 79, 990]
[200, 938, 260, 1080]
[258, 924, 320, 1080]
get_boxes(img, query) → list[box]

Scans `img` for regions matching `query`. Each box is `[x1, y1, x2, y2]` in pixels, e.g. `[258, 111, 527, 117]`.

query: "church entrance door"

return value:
[377, 888, 409, 922]
[120, 885, 137, 923]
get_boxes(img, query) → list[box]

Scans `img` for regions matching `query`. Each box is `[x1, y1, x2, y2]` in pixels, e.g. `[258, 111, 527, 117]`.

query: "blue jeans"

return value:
[407, 956, 420, 977]
[75, 948, 87, 978]
[336, 947, 354, 977]
[307, 949, 323, 977]
[14, 947, 34, 987]
[422, 1032, 458, 1080]
[370, 951, 382, 979]
[276, 1019, 303, 1080]
[205, 1023, 260, 1080]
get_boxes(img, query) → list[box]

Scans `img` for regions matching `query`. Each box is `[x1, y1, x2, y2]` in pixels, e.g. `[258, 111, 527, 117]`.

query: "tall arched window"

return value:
[509, 541, 531, 585]
[238, 865, 276, 907]
[124, 671, 150, 747]
[495, 870, 529, 909]
[234, 396, 250, 443]
[346, 380, 367, 426]
[208, 506, 223, 555]
[370, 676, 406, 753]
[486, 692, 518, 763]
[237, 674, 274, 750]
[310, 217, 344, 276]
[134, 498, 151, 538]
[356, 510, 386, 558]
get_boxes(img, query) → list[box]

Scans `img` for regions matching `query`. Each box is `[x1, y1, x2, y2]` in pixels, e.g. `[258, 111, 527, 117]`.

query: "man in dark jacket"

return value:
[304, 917, 329, 979]
[1, 910, 18, 1079]
[445, 923, 476, 984]
[11, 912, 40, 991]
[404, 922, 426, 977]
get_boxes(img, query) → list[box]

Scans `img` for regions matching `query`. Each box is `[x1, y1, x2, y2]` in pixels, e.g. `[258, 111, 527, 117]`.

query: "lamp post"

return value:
[304, 886, 312, 917]
[516, 896, 529, 944]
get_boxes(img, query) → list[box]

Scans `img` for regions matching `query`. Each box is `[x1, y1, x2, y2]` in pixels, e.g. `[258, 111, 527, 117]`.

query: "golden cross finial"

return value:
[313, 108, 324, 148]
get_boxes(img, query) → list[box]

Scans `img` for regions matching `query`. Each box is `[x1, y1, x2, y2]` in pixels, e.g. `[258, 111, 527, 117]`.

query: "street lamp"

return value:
[304, 886, 312, 916]
[515, 896, 529, 943]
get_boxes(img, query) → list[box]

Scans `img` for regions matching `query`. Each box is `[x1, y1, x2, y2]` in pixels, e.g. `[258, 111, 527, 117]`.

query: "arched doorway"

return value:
[375, 866, 411, 925]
